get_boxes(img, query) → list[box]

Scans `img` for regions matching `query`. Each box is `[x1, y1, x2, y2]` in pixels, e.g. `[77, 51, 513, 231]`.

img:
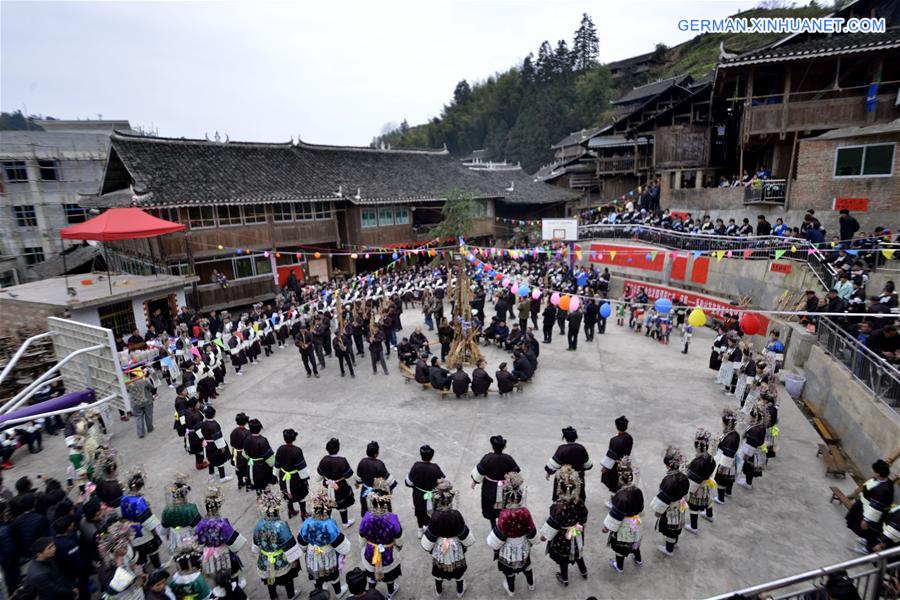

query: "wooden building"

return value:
[85, 131, 572, 311]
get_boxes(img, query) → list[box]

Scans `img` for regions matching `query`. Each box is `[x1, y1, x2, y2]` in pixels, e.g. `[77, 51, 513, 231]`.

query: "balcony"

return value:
[745, 93, 896, 137]
[744, 179, 786, 205]
[193, 274, 276, 312]
[596, 155, 652, 175]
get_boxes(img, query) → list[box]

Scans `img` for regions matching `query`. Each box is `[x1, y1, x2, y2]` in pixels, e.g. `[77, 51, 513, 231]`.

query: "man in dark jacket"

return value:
[52, 516, 88, 599]
[414, 356, 430, 384]
[542, 303, 557, 343]
[756, 215, 772, 236]
[839, 209, 860, 242]
[567, 308, 583, 351]
[450, 365, 471, 398]
[26, 537, 78, 599]
[471, 359, 493, 397]
[495, 363, 519, 395]
[428, 357, 451, 390]
[12, 492, 50, 562]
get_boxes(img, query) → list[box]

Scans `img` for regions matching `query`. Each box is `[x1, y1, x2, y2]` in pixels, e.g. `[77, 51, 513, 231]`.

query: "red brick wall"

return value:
[791, 133, 900, 215]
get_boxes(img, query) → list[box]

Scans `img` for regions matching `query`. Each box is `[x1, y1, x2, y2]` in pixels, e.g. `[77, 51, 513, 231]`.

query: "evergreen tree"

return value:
[453, 80, 472, 105]
[535, 41, 554, 83]
[430, 188, 477, 240]
[553, 40, 573, 75]
[520, 53, 535, 87]
[572, 13, 599, 71]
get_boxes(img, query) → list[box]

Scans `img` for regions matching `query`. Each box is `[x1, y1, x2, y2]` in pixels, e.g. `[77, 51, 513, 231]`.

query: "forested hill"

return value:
[371, 3, 830, 173]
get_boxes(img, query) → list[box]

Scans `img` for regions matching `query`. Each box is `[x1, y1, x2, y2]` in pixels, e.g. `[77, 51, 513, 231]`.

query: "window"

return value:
[314, 202, 333, 220]
[13, 205, 37, 227]
[157, 207, 179, 223]
[234, 256, 253, 279]
[243, 204, 267, 224]
[98, 300, 136, 338]
[361, 207, 377, 228]
[254, 255, 273, 275]
[395, 206, 409, 225]
[38, 160, 59, 181]
[295, 203, 314, 221]
[23, 246, 45, 265]
[187, 206, 215, 229]
[273, 203, 294, 222]
[834, 143, 895, 178]
[471, 200, 487, 218]
[378, 206, 394, 226]
[2, 161, 27, 183]
[63, 203, 87, 224]
[217, 205, 242, 226]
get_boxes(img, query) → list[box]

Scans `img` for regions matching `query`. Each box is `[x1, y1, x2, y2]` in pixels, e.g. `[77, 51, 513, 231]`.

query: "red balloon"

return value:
[740, 313, 760, 335]
[495, 273, 503, 281]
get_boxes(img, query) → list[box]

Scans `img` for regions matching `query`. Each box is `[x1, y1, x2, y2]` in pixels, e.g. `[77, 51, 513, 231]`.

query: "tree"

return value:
[520, 53, 535, 87]
[535, 41, 554, 83]
[0, 110, 46, 131]
[430, 188, 478, 240]
[453, 80, 472, 105]
[571, 13, 599, 71]
[553, 40, 573, 75]
[574, 67, 612, 126]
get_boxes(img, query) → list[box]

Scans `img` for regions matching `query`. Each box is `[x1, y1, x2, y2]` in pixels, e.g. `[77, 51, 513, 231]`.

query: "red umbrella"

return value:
[59, 208, 185, 293]
[60, 207, 185, 241]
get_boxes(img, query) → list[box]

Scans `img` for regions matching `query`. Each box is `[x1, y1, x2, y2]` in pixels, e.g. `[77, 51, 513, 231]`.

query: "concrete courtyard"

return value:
[13, 311, 858, 599]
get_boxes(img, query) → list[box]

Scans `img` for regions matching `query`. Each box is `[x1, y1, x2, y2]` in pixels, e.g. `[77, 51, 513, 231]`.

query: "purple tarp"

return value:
[0, 388, 96, 428]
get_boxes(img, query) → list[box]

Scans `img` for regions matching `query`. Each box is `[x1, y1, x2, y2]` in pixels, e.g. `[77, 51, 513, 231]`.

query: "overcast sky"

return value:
[2, 1, 758, 146]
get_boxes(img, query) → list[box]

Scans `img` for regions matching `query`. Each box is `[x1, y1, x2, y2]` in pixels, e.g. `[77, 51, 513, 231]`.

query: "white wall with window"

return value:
[13, 205, 38, 227]
[833, 143, 894, 178]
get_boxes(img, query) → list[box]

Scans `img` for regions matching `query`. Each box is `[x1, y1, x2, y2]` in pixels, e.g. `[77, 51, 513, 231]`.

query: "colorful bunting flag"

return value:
[715, 250, 725, 262]
[610, 250, 617, 261]
[774, 249, 786, 260]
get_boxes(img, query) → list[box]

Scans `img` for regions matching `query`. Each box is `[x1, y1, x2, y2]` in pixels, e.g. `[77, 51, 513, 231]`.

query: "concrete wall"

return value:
[800, 344, 900, 470]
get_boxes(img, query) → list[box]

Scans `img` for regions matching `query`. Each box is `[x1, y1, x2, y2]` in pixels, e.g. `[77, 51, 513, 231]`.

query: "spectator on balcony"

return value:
[833, 272, 853, 301]
[725, 219, 738, 236]
[738, 218, 753, 236]
[866, 325, 899, 363]
[878, 281, 898, 310]
[211, 269, 228, 289]
[866, 296, 893, 331]
[799, 290, 821, 330]
[718, 176, 730, 188]
[756, 215, 772, 237]
[800, 211, 821, 235]
[755, 165, 770, 179]
[825, 289, 848, 320]
[713, 218, 726, 235]
[839, 210, 861, 243]
[805, 224, 826, 246]
[772, 218, 788, 236]
[700, 215, 714, 233]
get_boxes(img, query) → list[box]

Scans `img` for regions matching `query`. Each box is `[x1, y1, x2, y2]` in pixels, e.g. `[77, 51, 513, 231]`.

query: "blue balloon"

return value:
[467, 254, 476, 262]
[392, 252, 398, 260]
[518, 284, 530, 297]
[576, 273, 588, 287]
[654, 298, 673, 314]
[599, 302, 612, 319]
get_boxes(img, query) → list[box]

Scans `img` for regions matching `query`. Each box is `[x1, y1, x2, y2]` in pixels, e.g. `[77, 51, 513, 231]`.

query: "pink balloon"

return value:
[511, 282, 519, 295]
[569, 296, 581, 312]
[550, 292, 560, 306]
[532, 288, 542, 300]
[502, 277, 510, 287]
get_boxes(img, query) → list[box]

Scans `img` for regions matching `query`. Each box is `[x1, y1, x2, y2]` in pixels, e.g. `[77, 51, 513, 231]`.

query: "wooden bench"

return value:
[817, 443, 848, 478]
[803, 400, 840, 444]
[829, 486, 854, 509]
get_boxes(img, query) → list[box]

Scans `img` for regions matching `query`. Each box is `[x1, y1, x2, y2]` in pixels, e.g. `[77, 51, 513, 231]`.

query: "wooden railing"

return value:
[194, 274, 276, 312]
[745, 93, 896, 136]
[596, 155, 652, 175]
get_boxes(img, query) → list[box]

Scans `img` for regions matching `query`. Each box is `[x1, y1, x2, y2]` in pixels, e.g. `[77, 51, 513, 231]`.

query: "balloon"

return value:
[495, 273, 503, 281]
[502, 277, 510, 287]
[467, 254, 476, 262]
[576, 273, 588, 287]
[599, 302, 612, 319]
[518, 284, 530, 297]
[351, 253, 358, 259]
[532, 288, 542, 300]
[263, 251, 270, 258]
[314, 252, 321, 259]
[569, 295, 581, 312]
[550, 292, 560, 306]
[688, 308, 707, 327]
[392, 252, 398, 260]
[740, 313, 761, 335]
[559, 295, 571, 311]
[654, 297, 673, 314]
[511, 282, 519, 295]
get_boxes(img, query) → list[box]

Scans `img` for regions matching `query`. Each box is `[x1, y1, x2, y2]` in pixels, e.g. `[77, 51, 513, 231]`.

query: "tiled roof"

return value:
[550, 127, 608, 150]
[474, 167, 582, 205]
[91, 131, 503, 207]
[612, 74, 693, 105]
[720, 28, 900, 67]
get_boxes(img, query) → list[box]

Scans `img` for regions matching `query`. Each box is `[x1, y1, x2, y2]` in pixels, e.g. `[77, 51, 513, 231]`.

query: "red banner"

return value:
[833, 198, 868, 212]
[277, 264, 305, 288]
[622, 279, 769, 332]
[770, 262, 792, 274]
[587, 243, 665, 272]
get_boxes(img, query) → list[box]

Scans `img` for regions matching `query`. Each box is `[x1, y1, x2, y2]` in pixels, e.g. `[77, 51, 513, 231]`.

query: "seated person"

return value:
[493, 321, 510, 346]
[450, 365, 471, 398]
[397, 338, 416, 366]
[495, 362, 520, 395]
[409, 327, 430, 356]
[512, 350, 534, 381]
[482, 317, 499, 343]
[504, 324, 523, 351]
[414, 355, 430, 384]
[428, 357, 451, 390]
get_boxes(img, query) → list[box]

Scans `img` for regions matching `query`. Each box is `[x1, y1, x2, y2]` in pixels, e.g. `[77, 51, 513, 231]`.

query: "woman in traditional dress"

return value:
[603, 457, 644, 574]
[421, 479, 475, 598]
[487, 472, 537, 596]
[251, 490, 302, 600]
[298, 489, 352, 597]
[194, 485, 247, 587]
[539, 465, 588, 587]
[358, 479, 403, 598]
[119, 467, 163, 568]
[160, 474, 202, 553]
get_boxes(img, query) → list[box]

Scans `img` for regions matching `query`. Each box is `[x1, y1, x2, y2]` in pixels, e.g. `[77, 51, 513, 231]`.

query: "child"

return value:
[615, 301, 626, 327]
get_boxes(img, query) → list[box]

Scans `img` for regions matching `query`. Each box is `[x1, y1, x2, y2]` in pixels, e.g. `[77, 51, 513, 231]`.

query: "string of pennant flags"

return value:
[495, 185, 645, 228]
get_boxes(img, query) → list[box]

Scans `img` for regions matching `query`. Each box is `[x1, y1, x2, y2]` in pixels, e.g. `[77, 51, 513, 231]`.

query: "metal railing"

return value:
[817, 317, 900, 412]
[744, 178, 787, 205]
[706, 546, 900, 600]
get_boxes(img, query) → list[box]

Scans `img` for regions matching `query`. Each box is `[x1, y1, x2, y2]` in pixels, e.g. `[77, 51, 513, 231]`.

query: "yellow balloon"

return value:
[688, 307, 707, 327]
